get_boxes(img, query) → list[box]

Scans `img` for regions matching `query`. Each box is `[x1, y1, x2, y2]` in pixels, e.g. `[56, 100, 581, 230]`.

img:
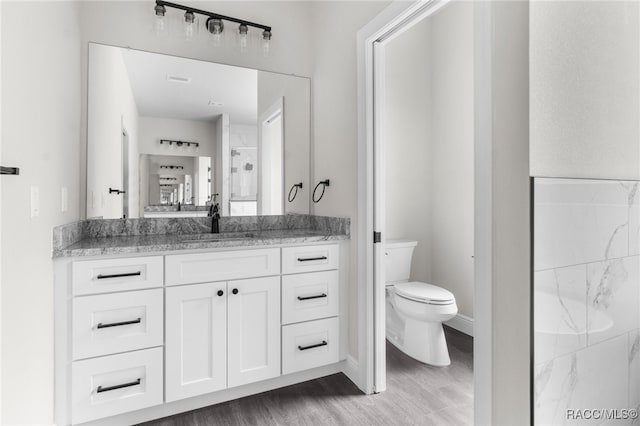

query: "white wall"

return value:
[258, 71, 310, 214]
[384, 17, 433, 285]
[530, 1, 640, 180]
[1, 2, 82, 424]
[87, 43, 140, 219]
[491, 2, 530, 424]
[310, 0, 391, 358]
[430, 2, 474, 319]
[384, 1, 474, 319]
[139, 116, 217, 158]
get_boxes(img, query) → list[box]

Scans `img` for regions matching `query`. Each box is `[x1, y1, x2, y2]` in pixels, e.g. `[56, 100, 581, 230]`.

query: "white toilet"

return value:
[385, 239, 458, 366]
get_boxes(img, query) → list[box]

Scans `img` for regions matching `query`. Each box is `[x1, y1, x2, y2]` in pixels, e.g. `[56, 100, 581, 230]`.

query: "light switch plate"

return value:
[30, 186, 39, 218]
[61, 187, 68, 213]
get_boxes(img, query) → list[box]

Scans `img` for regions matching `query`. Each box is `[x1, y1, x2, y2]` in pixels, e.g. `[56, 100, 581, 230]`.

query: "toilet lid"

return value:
[394, 282, 455, 305]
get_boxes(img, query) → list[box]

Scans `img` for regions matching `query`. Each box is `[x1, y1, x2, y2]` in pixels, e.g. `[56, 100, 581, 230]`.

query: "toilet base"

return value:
[388, 318, 451, 367]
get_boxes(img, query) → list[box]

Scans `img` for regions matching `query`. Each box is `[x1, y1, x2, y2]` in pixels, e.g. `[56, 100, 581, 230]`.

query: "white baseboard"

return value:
[342, 355, 362, 390]
[445, 313, 474, 337]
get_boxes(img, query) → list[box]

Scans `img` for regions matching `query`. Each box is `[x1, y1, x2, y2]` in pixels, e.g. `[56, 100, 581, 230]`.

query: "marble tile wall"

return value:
[534, 178, 640, 425]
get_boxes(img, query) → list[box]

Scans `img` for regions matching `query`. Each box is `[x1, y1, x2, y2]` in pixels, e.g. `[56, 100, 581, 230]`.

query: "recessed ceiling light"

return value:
[208, 100, 224, 107]
[166, 74, 192, 84]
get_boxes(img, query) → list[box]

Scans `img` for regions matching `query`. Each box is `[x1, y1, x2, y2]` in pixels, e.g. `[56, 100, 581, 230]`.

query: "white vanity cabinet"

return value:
[281, 244, 341, 375]
[165, 282, 228, 402]
[165, 276, 280, 402]
[65, 256, 165, 425]
[55, 242, 345, 425]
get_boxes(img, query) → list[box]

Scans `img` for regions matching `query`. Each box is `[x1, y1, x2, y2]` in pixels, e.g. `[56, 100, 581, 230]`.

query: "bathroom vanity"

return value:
[52, 219, 349, 425]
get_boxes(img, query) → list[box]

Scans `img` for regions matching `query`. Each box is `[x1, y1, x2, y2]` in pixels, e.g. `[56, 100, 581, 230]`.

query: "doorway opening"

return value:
[357, 1, 494, 424]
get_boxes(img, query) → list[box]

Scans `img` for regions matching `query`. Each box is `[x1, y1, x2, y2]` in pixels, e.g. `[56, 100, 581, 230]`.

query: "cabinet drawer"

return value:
[282, 317, 339, 375]
[165, 248, 280, 286]
[71, 347, 163, 424]
[282, 271, 339, 325]
[72, 256, 163, 295]
[282, 245, 339, 275]
[72, 289, 163, 360]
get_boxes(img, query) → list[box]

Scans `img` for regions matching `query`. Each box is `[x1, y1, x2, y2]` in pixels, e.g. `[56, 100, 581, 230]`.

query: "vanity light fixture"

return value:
[153, 3, 168, 37]
[238, 23, 249, 53]
[160, 165, 185, 170]
[153, 1, 272, 55]
[183, 10, 197, 41]
[159, 139, 199, 152]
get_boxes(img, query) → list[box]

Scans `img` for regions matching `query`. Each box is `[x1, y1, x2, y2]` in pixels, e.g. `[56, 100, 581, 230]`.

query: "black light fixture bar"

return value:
[160, 139, 199, 148]
[156, 0, 271, 32]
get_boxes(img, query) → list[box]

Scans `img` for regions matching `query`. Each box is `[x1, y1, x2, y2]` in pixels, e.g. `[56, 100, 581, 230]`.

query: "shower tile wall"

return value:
[534, 178, 640, 425]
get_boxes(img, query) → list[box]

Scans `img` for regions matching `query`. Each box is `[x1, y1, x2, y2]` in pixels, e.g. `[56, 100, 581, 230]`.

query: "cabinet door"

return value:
[228, 276, 281, 387]
[165, 282, 227, 402]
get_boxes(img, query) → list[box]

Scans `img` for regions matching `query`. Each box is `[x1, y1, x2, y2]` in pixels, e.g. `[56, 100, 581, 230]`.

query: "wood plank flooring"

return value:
[141, 326, 473, 426]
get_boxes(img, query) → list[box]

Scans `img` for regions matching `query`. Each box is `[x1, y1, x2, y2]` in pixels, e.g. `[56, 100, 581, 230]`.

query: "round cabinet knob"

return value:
[217, 290, 224, 297]
[232, 288, 239, 295]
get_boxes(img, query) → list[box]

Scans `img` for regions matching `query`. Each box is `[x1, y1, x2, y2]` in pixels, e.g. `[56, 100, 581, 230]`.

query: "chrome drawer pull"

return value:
[297, 293, 327, 301]
[298, 340, 328, 351]
[297, 256, 327, 262]
[97, 318, 142, 329]
[97, 271, 141, 279]
[96, 378, 141, 393]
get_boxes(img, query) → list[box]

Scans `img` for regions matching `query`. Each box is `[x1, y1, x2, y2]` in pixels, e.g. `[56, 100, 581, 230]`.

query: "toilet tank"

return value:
[385, 239, 418, 284]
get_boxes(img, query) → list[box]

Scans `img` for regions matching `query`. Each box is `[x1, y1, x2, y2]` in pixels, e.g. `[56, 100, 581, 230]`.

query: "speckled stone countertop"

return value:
[52, 215, 350, 258]
[56, 230, 348, 258]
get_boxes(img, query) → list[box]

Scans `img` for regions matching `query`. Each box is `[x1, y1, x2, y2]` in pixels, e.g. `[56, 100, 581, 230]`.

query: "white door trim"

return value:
[356, 1, 494, 424]
[258, 97, 285, 216]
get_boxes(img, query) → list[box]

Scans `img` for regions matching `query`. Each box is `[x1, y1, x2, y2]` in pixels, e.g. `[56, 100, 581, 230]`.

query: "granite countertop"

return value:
[54, 229, 349, 258]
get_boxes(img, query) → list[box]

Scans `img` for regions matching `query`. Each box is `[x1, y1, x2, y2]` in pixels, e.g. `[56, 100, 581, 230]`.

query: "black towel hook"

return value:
[312, 179, 330, 203]
[288, 182, 303, 202]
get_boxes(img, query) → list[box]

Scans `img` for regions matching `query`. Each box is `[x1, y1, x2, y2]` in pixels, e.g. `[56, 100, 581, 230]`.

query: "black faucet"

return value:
[208, 202, 220, 233]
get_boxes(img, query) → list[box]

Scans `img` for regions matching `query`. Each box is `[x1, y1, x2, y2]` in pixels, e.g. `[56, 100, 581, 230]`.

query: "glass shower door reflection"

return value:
[229, 147, 257, 216]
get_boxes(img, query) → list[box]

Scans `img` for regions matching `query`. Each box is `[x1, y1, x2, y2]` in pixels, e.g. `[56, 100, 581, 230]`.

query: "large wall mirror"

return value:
[86, 43, 311, 218]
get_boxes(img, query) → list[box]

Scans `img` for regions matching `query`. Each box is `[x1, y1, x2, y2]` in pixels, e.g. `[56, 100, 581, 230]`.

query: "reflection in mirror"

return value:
[86, 43, 310, 219]
[141, 154, 212, 217]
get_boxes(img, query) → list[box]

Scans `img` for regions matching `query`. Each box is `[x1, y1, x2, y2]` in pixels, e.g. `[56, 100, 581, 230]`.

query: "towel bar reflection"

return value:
[0, 166, 19, 175]
[288, 182, 303, 202]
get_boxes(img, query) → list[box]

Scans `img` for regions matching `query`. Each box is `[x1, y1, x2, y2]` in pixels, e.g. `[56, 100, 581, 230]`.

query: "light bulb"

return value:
[262, 29, 272, 57]
[238, 23, 249, 53]
[207, 18, 224, 47]
[183, 11, 197, 42]
[153, 4, 168, 37]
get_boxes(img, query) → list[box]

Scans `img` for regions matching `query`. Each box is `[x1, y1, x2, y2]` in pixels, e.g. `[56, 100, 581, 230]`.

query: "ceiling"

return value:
[121, 48, 257, 124]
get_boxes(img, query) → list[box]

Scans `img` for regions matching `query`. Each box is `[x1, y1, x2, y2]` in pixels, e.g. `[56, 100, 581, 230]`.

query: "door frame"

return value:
[121, 126, 129, 219]
[356, 1, 494, 424]
[257, 97, 285, 216]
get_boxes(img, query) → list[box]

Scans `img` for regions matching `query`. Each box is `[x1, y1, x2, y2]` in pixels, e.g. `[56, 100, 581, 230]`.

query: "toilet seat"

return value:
[394, 282, 455, 305]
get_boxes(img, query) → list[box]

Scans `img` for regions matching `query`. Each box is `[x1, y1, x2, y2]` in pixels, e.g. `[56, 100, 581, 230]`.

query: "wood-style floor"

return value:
[141, 326, 473, 426]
